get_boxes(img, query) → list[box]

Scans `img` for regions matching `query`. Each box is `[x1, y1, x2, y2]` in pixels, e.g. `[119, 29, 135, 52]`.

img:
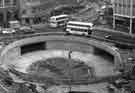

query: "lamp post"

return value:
[68, 51, 72, 92]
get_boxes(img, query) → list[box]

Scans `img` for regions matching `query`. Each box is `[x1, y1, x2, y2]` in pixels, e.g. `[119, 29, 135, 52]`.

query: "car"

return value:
[19, 26, 32, 30]
[18, 26, 35, 34]
[2, 28, 16, 34]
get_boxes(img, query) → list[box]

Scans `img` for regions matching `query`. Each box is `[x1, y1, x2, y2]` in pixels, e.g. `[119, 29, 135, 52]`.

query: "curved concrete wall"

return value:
[0, 35, 122, 69]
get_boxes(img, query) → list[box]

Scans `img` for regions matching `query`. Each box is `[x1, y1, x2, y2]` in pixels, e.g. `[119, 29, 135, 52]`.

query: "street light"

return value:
[68, 51, 73, 92]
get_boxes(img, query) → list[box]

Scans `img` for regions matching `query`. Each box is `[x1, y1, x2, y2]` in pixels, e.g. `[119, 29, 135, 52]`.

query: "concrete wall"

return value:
[0, 35, 122, 70]
[1, 47, 20, 69]
[46, 40, 94, 53]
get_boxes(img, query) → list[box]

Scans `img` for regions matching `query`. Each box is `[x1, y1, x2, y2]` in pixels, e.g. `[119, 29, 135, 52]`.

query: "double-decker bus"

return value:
[66, 21, 93, 36]
[49, 14, 69, 28]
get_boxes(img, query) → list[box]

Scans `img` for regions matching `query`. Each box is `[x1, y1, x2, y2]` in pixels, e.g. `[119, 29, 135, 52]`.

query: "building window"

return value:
[27, 0, 33, 2]
[31, 8, 35, 13]
[4, 0, 17, 7]
[25, 18, 30, 24]
[22, 10, 26, 14]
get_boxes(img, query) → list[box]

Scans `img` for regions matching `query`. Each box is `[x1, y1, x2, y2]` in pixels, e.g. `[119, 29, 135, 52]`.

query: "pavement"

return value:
[48, 83, 109, 93]
[6, 50, 116, 79]
[4, 49, 113, 93]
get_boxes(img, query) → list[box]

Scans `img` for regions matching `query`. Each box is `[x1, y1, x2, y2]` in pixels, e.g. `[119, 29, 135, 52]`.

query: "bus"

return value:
[66, 21, 93, 36]
[49, 14, 69, 28]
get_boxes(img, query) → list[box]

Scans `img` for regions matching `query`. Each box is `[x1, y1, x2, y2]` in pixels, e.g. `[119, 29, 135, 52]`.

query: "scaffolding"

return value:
[113, 0, 135, 34]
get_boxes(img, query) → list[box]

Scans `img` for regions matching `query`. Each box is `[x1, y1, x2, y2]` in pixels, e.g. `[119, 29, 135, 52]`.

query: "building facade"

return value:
[0, 0, 20, 27]
[20, 0, 42, 25]
[113, 0, 135, 34]
[104, 0, 114, 4]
